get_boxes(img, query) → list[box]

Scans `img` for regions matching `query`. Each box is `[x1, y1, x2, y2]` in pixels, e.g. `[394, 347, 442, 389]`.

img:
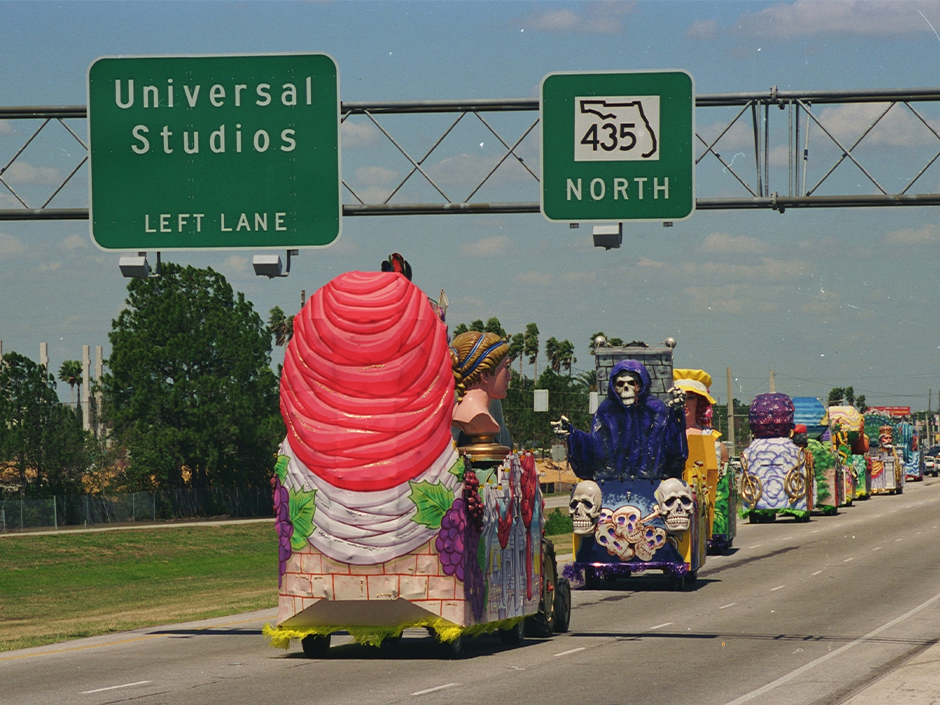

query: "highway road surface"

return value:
[3, 478, 939, 705]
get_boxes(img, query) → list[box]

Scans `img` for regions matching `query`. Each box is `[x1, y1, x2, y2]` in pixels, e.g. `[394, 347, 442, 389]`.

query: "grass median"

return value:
[0, 521, 279, 653]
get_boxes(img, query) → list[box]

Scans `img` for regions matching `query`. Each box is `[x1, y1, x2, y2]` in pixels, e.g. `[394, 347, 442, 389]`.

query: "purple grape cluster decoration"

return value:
[272, 475, 293, 588]
[436, 498, 468, 581]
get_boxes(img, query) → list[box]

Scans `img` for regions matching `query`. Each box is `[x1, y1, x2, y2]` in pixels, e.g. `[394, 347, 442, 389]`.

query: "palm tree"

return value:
[267, 306, 294, 347]
[545, 337, 561, 373]
[58, 360, 82, 408]
[559, 339, 577, 375]
[508, 333, 525, 378]
[524, 323, 540, 379]
[576, 370, 597, 392]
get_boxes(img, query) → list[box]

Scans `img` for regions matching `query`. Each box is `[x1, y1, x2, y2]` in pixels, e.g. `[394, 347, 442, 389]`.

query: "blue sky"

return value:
[2, 0, 940, 408]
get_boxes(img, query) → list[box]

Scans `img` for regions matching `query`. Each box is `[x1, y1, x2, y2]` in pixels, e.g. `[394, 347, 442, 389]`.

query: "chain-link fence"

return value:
[0, 487, 272, 532]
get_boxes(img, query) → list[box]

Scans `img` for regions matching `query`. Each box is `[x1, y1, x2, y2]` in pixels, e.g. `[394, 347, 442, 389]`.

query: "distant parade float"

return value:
[740, 393, 812, 522]
[673, 368, 736, 554]
[264, 269, 569, 658]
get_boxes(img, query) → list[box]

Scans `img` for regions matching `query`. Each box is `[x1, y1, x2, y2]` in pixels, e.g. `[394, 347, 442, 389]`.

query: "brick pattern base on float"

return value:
[276, 538, 469, 626]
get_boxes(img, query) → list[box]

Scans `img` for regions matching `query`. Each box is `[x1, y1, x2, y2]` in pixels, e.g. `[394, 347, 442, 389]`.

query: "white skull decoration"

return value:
[635, 525, 667, 561]
[613, 371, 640, 407]
[655, 478, 694, 534]
[595, 522, 634, 560]
[569, 481, 603, 535]
[611, 505, 644, 543]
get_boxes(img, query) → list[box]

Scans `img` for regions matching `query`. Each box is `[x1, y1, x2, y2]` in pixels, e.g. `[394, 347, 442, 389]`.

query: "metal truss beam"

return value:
[5, 88, 940, 221]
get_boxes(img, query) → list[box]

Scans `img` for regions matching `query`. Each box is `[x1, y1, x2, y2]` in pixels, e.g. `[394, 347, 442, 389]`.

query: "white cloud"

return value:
[701, 232, 771, 255]
[686, 18, 719, 40]
[427, 152, 535, 188]
[341, 119, 380, 148]
[222, 255, 250, 275]
[355, 166, 398, 186]
[460, 235, 512, 258]
[0, 233, 27, 256]
[61, 234, 89, 252]
[812, 103, 940, 148]
[733, 0, 937, 40]
[515, 1, 636, 34]
[4, 161, 61, 185]
[884, 223, 940, 246]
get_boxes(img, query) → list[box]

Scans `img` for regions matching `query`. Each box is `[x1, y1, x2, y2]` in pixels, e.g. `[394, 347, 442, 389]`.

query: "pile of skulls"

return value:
[569, 478, 696, 562]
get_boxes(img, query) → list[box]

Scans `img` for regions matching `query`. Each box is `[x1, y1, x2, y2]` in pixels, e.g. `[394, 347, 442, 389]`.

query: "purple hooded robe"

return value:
[567, 359, 687, 481]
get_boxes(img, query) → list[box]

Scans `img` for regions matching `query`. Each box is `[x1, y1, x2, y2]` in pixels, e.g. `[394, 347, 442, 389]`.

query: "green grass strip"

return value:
[0, 522, 278, 652]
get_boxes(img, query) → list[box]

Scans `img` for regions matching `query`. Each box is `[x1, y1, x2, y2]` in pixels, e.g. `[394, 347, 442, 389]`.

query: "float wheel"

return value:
[300, 633, 330, 659]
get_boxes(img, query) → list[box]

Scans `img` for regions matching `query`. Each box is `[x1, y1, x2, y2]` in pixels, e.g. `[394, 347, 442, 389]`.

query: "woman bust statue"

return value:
[450, 331, 511, 441]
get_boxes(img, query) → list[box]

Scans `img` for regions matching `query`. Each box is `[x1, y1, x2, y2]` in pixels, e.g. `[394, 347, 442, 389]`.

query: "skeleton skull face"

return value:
[635, 526, 667, 561]
[569, 481, 603, 535]
[613, 371, 641, 407]
[598, 507, 614, 525]
[595, 522, 634, 560]
[611, 505, 643, 541]
[655, 478, 694, 534]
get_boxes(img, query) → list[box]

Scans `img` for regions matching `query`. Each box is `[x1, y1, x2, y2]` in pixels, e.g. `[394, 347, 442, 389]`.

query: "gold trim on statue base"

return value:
[458, 434, 511, 464]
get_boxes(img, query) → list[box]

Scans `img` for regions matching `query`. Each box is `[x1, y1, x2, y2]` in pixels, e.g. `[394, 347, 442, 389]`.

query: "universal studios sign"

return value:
[87, 54, 341, 251]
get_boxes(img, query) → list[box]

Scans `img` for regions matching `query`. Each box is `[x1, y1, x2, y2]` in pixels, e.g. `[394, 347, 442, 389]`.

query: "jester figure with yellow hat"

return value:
[674, 369, 735, 555]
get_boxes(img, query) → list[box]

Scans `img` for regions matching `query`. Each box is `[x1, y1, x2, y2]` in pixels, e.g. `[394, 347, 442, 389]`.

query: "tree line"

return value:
[2, 263, 880, 500]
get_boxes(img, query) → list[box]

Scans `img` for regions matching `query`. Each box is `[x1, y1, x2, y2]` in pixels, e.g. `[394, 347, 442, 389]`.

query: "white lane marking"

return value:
[723, 589, 940, 704]
[749, 544, 762, 549]
[896, 538, 904, 542]
[843, 557, 855, 563]
[648, 622, 673, 630]
[810, 529, 820, 534]
[412, 683, 459, 696]
[720, 603, 737, 610]
[872, 546, 882, 551]
[554, 647, 586, 657]
[81, 681, 152, 694]
[771, 585, 785, 591]
[810, 570, 823, 576]
[781, 536, 793, 540]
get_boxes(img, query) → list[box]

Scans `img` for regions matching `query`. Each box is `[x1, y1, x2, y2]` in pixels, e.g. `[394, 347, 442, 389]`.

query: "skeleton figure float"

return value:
[554, 358, 705, 589]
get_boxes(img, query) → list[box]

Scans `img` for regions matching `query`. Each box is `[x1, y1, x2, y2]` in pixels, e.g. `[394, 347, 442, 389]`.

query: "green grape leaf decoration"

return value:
[409, 480, 456, 529]
[288, 488, 317, 552]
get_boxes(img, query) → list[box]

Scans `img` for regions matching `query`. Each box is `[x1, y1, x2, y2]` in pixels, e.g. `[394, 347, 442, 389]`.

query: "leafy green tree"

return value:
[827, 387, 845, 407]
[845, 386, 855, 407]
[524, 323, 540, 379]
[484, 317, 506, 338]
[856, 394, 868, 413]
[607, 336, 625, 347]
[58, 359, 83, 409]
[100, 263, 283, 490]
[0, 352, 87, 496]
[545, 336, 561, 373]
[559, 339, 577, 375]
[469, 319, 485, 332]
[451, 322, 469, 336]
[502, 368, 590, 450]
[508, 333, 525, 377]
[267, 306, 294, 347]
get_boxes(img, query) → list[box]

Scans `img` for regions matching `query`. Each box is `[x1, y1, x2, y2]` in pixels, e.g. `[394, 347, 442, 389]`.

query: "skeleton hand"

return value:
[667, 386, 686, 411]
[551, 415, 571, 439]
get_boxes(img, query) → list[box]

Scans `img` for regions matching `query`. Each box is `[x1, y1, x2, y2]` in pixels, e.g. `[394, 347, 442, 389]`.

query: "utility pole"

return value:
[726, 367, 736, 455]
[769, 370, 776, 393]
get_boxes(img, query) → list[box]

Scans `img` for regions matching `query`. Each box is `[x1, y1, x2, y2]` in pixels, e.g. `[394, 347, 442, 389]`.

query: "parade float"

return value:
[825, 406, 869, 503]
[554, 356, 705, 590]
[264, 271, 570, 658]
[864, 411, 905, 495]
[740, 393, 811, 522]
[673, 368, 735, 554]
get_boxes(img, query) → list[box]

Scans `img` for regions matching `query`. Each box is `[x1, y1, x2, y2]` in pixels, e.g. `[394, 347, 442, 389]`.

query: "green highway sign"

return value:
[540, 70, 694, 223]
[87, 53, 340, 250]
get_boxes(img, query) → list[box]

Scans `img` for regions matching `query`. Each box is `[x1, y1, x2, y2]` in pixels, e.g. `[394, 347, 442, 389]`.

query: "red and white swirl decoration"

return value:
[279, 271, 459, 564]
